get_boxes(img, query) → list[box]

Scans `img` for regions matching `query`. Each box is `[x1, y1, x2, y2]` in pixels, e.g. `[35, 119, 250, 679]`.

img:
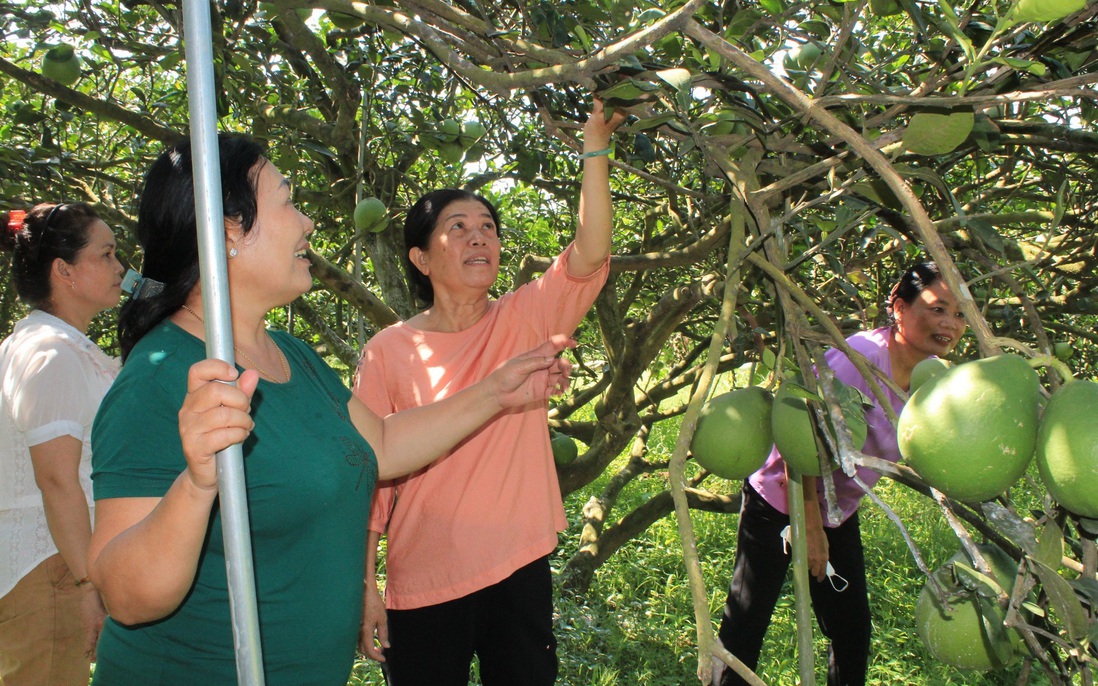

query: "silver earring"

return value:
[229, 247, 238, 258]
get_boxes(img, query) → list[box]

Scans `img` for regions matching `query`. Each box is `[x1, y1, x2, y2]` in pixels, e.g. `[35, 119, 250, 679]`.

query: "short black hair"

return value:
[887, 261, 942, 321]
[402, 189, 501, 307]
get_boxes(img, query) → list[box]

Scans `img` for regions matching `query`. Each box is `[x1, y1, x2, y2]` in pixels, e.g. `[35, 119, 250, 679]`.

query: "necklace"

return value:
[179, 304, 291, 383]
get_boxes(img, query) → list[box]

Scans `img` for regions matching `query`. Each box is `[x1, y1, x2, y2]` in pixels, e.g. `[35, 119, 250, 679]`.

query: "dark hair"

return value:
[403, 189, 501, 307]
[0, 202, 100, 310]
[118, 134, 266, 360]
[887, 261, 942, 321]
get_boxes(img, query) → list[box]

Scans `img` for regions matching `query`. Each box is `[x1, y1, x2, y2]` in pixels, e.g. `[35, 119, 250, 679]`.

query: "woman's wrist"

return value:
[582, 139, 612, 153]
[179, 470, 221, 502]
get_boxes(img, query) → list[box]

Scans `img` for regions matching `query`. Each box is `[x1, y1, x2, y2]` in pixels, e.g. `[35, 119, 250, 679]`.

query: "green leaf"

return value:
[1079, 517, 1098, 536]
[1053, 178, 1068, 226]
[993, 56, 1048, 76]
[758, 0, 784, 15]
[981, 502, 1039, 557]
[655, 68, 692, 91]
[965, 219, 1007, 255]
[300, 141, 336, 160]
[572, 24, 593, 53]
[903, 111, 975, 155]
[779, 382, 819, 401]
[952, 561, 1007, 597]
[1069, 576, 1098, 609]
[599, 80, 646, 101]
[850, 180, 902, 210]
[160, 52, 183, 71]
[633, 113, 677, 131]
[1034, 521, 1064, 569]
[975, 594, 1015, 667]
[935, 0, 976, 61]
[762, 348, 777, 369]
[1029, 558, 1090, 640]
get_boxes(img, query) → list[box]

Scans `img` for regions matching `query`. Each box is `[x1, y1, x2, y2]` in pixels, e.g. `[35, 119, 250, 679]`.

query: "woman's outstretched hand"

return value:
[585, 97, 628, 143]
[178, 360, 259, 491]
[488, 335, 576, 409]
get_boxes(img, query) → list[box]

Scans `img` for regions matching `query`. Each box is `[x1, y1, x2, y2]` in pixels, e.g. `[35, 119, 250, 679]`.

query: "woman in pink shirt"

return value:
[354, 100, 624, 685]
[714, 262, 968, 686]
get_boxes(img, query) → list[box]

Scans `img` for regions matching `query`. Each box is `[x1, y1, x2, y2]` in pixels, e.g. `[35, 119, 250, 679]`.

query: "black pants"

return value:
[383, 555, 557, 686]
[718, 483, 871, 686]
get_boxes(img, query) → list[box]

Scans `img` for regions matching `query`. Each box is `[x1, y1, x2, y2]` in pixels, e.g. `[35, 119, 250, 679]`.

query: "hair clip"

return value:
[121, 268, 165, 299]
[43, 203, 67, 230]
[7, 210, 26, 233]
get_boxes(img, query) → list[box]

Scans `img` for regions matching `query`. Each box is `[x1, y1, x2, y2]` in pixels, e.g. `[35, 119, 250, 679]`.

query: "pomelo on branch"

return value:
[353, 196, 387, 232]
[437, 118, 462, 143]
[436, 142, 465, 164]
[690, 387, 774, 480]
[1053, 341, 1073, 362]
[783, 42, 822, 72]
[1011, 0, 1087, 23]
[458, 121, 486, 149]
[41, 44, 82, 86]
[551, 432, 579, 466]
[916, 544, 1022, 671]
[898, 354, 1039, 502]
[772, 380, 868, 477]
[910, 357, 951, 394]
[1036, 379, 1098, 518]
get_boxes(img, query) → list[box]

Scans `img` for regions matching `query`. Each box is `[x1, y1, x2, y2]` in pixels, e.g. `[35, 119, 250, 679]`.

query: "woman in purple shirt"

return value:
[715, 263, 967, 686]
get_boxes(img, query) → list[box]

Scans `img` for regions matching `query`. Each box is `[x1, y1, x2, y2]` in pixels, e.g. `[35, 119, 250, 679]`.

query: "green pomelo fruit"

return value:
[1053, 341, 1074, 362]
[437, 118, 461, 143]
[551, 433, 579, 466]
[437, 141, 465, 164]
[910, 357, 951, 394]
[691, 387, 774, 480]
[916, 544, 1021, 671]
[1036, 380, 1098, 518]
[458, 121, 486, 149]
[1012, 0, 1087, 23]
[353, 197, 387, 232]
[326, 11, 364, 29]
[783, 42, 822, 72]
[772, 381, 867, 477]
[41, 45, 81, 86]
[898, 354, 1039, 502]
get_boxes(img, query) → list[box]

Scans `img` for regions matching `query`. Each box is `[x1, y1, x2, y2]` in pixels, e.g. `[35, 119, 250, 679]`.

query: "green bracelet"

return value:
[580, 147, 612, 159]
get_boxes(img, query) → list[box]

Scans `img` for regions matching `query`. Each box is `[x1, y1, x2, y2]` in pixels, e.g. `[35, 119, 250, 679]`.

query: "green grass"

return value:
[348, 474, 1058, 685]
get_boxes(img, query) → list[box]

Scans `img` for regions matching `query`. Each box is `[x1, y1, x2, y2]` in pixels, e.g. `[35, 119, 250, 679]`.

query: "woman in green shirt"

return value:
[87, 134, 571, 685]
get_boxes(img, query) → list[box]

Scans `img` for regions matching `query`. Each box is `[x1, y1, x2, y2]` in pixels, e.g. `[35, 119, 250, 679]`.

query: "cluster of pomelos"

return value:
[690, 352, 1096, 671]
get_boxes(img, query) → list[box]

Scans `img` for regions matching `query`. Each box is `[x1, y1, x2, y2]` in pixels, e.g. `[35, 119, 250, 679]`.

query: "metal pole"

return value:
[181, 1, 265, 683]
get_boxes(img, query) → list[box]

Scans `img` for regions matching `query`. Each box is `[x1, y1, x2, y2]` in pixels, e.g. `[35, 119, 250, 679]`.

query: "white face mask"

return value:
[779, 525, 850, 593]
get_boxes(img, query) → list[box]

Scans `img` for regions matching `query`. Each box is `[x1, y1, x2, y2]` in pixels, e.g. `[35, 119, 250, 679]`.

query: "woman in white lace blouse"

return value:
[0, 203, 123, 685]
